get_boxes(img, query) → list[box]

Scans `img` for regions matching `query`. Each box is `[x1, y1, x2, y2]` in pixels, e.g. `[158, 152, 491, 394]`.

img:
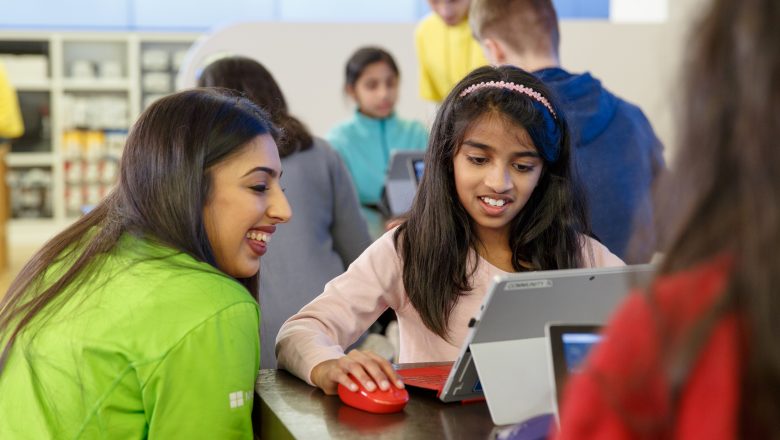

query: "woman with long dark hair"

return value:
[0, 89, 291, 438]
[277, 65, 623, 395]
[198, 56, 371, 369]
[556, 0, 780, 437]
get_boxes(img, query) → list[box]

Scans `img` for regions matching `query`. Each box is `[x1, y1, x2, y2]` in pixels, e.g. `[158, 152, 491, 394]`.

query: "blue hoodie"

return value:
[535, 68, 665, 263]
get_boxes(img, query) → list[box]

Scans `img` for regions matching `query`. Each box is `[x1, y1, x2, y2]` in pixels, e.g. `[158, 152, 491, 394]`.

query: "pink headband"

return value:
[459, 80, 557, 119]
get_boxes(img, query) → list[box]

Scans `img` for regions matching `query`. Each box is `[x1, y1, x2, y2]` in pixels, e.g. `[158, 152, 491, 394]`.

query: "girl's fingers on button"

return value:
[364, 351, 402, 386]
[335, 371, 359, 392]
[384, 365, 405, 389]
[363, 352, 395, 390]
[347, 363, 376, 391]
[362, 361, 390, 391]
[345, 351, 381, 390]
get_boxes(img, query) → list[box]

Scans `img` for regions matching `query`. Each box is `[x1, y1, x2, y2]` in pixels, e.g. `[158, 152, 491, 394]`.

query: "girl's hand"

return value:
[310, 350, 405, 395]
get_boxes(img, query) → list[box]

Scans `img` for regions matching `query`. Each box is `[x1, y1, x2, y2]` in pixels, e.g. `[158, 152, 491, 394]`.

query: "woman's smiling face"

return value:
[453, 112, 544, 243]
[202, 134, 291, 278]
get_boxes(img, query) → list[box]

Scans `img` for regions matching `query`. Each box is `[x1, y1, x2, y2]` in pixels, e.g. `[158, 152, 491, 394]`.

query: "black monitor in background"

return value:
[382, 151, 424, 217]
[410, 158, 424, 186]
[547, 324, 603, 409]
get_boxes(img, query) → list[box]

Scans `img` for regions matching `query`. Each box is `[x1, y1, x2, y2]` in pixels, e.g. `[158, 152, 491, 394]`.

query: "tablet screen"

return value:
[548, 324, 602, 405]
[561, 332, 602, 374]
[411, 158, 424, 185]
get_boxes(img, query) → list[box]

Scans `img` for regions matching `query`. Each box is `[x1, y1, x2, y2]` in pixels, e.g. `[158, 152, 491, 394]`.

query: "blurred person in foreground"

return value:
[557, 0, 780, 438]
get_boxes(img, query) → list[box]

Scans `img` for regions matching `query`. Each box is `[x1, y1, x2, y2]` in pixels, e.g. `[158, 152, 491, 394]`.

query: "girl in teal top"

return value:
[0, 89, 292, 439]
[327, 47, 429, 206]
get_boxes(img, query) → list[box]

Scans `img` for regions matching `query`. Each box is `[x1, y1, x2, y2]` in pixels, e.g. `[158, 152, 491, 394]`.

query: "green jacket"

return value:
[0, 234, 259, 439]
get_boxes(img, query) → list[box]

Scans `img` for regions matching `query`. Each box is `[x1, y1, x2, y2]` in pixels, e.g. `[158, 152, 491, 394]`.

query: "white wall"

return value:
[179, 0, 710, 162]
[177, 21, 438, 130]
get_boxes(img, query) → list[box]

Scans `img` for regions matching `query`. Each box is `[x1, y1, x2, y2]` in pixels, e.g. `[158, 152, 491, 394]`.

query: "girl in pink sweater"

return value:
[277, 65, 623, 395]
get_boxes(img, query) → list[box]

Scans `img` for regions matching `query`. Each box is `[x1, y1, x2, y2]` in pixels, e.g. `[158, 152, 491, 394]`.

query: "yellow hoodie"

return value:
[0, 61, 24, 139]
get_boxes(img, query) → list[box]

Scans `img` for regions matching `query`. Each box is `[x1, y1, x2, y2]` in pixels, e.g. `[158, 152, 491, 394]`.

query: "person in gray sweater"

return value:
[199, 57, 372, 368]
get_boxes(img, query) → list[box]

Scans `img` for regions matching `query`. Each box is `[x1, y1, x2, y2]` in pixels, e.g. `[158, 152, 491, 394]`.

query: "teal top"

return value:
[0, 234, 260, 439]
[327, 111, 428, 205]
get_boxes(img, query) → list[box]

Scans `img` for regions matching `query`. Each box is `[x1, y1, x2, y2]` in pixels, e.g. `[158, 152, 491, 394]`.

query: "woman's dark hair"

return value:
[198, 56, 311, 158]
[394, 65, 589, 338]
[344, 46, 400, 89]
[0, 88, 277, 372]
[650, 0, 780, 436]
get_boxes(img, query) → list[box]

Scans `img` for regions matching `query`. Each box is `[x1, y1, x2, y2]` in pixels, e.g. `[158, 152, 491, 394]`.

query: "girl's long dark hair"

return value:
[0, 89, 276, 372]
[395, 65, 589, 339]
[198, 56, 311, 158]
[652, 0, 780, 436]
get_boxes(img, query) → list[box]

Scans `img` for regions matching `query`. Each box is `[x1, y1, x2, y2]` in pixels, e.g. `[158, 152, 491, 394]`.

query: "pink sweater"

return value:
[276, 229, 624, 384]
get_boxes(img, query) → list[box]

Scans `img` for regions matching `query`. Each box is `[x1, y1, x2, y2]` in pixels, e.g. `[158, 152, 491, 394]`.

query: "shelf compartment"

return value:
[12, 80, 51, 91]
[7, 152, 54, 167]
[62, 78, 131, 91]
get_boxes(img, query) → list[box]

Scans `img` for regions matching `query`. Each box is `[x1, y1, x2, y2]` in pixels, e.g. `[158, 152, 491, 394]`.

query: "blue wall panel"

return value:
[281, 0, 418, 22]
[131, 0, 275, 30]
[0, 0, 617, 30]
[554, 0, 611, 19]
[0, 0, 130, 28]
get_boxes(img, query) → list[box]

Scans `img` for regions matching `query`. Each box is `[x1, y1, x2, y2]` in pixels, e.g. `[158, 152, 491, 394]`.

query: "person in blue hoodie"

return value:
[327, 47, 429, 208]
[469, 0, 666, 263]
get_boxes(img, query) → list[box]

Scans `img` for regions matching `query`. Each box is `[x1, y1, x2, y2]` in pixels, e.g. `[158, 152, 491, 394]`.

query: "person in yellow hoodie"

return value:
[415, 0, 488, 102]
[0, 61, 24, 140]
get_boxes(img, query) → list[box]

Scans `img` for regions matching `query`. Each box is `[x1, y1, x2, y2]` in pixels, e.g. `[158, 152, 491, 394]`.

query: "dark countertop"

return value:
[254, 369, 499, 439]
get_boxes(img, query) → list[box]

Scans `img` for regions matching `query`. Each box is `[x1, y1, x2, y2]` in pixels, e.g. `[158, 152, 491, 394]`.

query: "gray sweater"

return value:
[258, 137, 372, 368]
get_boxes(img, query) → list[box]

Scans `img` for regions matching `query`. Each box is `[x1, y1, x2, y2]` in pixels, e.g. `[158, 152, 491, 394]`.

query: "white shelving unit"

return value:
[1, 31, 198, 234]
